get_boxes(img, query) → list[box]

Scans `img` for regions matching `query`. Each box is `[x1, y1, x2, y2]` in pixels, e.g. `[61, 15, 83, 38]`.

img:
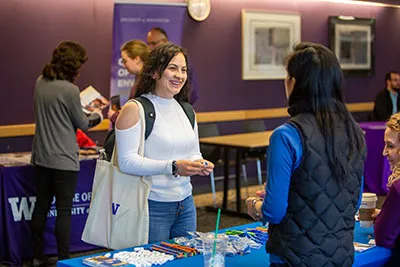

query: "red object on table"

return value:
[76, 129, 96, 148]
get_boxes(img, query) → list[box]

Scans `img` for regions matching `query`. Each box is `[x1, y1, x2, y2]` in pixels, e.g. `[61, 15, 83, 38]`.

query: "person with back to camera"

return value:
[370, 112, 400, 266]
[30, 41, 103, 266]
[115, 43, 214, 243]
[245, 42, 366, 267]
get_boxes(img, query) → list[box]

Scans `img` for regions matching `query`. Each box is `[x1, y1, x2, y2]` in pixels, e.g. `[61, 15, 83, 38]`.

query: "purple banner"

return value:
[1, 160, 97, 265]
[110, 3, 186, 105]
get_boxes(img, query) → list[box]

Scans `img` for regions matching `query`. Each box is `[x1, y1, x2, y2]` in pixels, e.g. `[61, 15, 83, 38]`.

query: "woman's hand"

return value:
[194, 159, 215, 176]
[256, 190, 266, 198]
[176, 160, 208, 176]
[371, 208, 381, 220]
[245, 197, 263, 221]
[255, 182, 267, 198]
[107, 109, 116, 119]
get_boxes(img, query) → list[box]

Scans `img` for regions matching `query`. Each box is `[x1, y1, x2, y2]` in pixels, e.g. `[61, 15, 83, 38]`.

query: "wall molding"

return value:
[0, 102, 373, 138]
[0, 119, 110, 138]
[196, 102, 374, 123]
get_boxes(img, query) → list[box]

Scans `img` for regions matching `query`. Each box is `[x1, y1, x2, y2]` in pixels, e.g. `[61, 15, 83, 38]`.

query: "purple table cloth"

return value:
[359, 122, 391, 195]
[0, 159, 99, 266]
[0, 168, 5, 265]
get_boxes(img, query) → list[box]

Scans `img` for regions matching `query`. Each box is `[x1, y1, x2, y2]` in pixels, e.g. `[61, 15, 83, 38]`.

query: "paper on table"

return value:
[354, 241, 376, 252]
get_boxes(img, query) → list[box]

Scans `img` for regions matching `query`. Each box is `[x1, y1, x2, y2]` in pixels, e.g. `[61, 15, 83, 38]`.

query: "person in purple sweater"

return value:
[373, 112, 400, 265]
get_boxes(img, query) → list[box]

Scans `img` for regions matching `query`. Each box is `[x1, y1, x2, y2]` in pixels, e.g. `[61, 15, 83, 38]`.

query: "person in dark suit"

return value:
[371, 72, 400, 121]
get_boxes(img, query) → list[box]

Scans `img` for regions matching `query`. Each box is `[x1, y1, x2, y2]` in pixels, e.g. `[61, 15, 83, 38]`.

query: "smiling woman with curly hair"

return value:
[115, 44, 215, 244]
[372, 113, 400, 266]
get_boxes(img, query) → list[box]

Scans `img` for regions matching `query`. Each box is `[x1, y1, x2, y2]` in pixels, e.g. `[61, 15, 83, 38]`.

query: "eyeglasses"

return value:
[148, 39, 165, 47]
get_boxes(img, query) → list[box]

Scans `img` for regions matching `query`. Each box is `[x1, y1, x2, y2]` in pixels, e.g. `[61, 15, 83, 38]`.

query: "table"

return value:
[359, 122, 390, 195]
[199, 131, 272, 215]
[0, 155, 99, 266]
[57, 222, 392, 267]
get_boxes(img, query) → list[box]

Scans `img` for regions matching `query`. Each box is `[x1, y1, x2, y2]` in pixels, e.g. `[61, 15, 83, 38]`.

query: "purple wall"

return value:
[0, 0, 114, 125]
[185, 0, 400, 112]
[1, 0, 400, 152]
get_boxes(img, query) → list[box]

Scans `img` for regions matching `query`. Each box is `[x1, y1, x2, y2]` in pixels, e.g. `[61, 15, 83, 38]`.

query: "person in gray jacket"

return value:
[30, 41, 102, 266]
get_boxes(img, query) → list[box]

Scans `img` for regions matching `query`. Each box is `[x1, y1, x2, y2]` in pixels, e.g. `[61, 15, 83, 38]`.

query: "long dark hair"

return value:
[42, 41, 88, 83]
[286, 42, 365, 185]
[135, 43, 190, 102]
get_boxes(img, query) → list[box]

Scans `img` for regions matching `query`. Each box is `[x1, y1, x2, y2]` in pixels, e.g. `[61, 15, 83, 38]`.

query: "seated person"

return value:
[371, 72, 400, 121]
[373, 112, 400, 265]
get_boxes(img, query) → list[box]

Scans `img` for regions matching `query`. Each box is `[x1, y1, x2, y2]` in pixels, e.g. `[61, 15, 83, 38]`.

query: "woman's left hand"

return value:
[194, 159, 215, 176]
[107, 109, 116, 119]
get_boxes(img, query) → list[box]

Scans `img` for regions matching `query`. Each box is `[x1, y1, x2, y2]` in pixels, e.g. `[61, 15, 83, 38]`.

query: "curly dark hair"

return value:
[42, 41, 88, 83]
[135, 43, 190, 102]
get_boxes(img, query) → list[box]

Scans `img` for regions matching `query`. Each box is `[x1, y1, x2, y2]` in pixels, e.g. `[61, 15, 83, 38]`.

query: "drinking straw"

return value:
[211, 208, 221, 267]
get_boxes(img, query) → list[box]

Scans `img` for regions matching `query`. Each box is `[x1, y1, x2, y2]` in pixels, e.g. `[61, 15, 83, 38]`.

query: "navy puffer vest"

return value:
[266, 113, 366, 267]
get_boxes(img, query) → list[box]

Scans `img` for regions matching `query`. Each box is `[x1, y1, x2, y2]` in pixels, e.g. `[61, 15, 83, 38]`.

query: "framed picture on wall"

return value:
[241, 10, 301, 80]
[329, 16, 375, 76]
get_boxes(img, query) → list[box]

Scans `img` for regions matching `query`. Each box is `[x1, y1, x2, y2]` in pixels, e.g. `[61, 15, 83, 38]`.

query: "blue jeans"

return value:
[148, 195, 196, 243]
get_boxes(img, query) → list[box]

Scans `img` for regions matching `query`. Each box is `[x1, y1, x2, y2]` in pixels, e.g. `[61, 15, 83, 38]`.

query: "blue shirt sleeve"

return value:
[262, 123, 302, 224]
[261, 123, 365, 224]
[356, 175, 364, 210]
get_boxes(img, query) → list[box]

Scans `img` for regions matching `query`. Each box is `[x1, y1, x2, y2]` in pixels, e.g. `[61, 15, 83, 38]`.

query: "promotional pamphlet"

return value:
[80, 86, 109, 114]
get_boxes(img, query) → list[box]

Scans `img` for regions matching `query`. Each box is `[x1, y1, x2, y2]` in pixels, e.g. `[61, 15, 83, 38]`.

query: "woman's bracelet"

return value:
[252, 198, 263, 218]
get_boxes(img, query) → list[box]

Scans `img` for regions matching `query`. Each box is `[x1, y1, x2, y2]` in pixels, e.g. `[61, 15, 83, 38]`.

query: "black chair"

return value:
[198, 123, 249, 208]
[198, 123, 222, 165]
[241, 120, 267, 187]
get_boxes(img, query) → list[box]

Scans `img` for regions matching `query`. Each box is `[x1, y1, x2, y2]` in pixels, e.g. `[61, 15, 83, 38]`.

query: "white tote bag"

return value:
[82, 100, 152, 250]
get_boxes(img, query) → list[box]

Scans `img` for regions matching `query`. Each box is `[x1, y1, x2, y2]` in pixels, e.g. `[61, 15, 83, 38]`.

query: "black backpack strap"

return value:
[103, 128, 115, 161]
[178, 101, 195, 129]
[102, 96, 155, 161]
[134, 97, 193, 141]
[135, 96, 156, 140]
